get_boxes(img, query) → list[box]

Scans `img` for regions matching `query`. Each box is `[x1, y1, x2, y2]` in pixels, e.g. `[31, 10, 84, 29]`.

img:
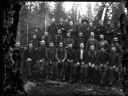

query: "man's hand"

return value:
[62, 28, 64, 30]
[81, 62, 84, 65]
[27, 58, 31, 61]
[92, 64, 94, 67]
[113, 66, 116, 69]
[77, 62, 80, 65]
[100, 64, 103, 67]
[88, 62, 91, 66]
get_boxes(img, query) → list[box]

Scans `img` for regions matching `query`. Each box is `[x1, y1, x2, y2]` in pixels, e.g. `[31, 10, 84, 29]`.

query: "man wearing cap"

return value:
[79, 19, 90, 44]
[57, 18, 65, 37]
[55, 29, 64, 48]
[43, 32, 52, 47]
[107, 46, 121, 86]
[34, 27, 42, 41]
[47, 18, 57, 38]
[56, 42, 67, 81]
[63, 32, 74, 48]
[97, 47, 110, 87]
[110, 37, 122, 55]
[86, 32, 98, 52]
[46, 41, 57, 80]
[75, 32, 85, 50]
[64, 19, 69, 37]
[32, 34, 39, 49]
[23, 42, 36, 78]
[98, 34, 109, 51]
[36, 40, 47, 75]
[86, 45, 98, 86]
[65, 43, 75, 82]
[75, 43, 87, 83]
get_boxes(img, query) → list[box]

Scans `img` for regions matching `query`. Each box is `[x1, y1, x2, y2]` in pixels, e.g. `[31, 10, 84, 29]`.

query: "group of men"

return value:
[22, 18, 122, 87]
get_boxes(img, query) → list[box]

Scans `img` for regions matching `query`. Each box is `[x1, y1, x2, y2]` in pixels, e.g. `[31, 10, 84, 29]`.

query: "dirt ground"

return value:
[24, 79, 124, 96]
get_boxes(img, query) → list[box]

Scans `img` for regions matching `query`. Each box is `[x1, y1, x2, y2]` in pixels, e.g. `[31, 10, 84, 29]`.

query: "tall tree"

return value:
[54, 2, 67, 23]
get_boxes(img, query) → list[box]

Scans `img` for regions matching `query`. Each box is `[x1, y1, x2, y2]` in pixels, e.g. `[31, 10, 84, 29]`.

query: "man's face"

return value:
[50, 42, 54, 47]
[44, 32, 48, 36]
[114, 37, 118, 42]
[35, 28, 39, 32]
[57, 29, 61, 34]
[60, 18, 63, 23]
[67, 33, 70, 37]
[79, 32, 83, 37]
[100, 34, 104, 40]
[90, 45, 95, 51]
[59, 43, 63, 47]
[65, 19, 68, 23]
[52, 19, 55, 23]
[69, 21, 73, 26]
[90, 32, 94, 38]
[83, 21, 87, 25]
[33, 35, 36, 39]
[69, 44, 73, 48]
[29, 43, 33, 48]
[40, 41, 45, 46]
[111, 47, 116, 52]
[80, 43, 84, 48]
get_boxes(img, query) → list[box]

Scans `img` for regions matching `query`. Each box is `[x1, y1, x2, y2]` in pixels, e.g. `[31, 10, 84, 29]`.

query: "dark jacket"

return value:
[56, 47, 67, 61]
[86, 38, 98, 51]
[48, 23, 57, 35]
[66, 47, 75, 61]
[109, 52, 120, 67]
[97, 50, 110, 65]
[86, 50, 97, 64]
[46, 47, 56, 61]
[75, 48, 86, 62]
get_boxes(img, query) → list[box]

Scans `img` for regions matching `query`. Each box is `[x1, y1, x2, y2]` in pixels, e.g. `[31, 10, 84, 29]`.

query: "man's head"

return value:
[34, 27, 39, 32]
[90, 45, 95, 51]
[82, 19, 88, 25]
[59, 42, 63, 47]
[40, 40, 45, 45]
[79, 32, 83, 37]
[111, 46, 116, 52]
[100, 34, 104, 40]
[49, 42, 54, 47]
[51, 18, 55, 24]
[80, 43, 84, 48]
[90, 32, 94, 38]
[68, 43, 73, 48]
[69, 21, 73, 26]
[67, 32, 71, 37]
[114, 37, 118, 42]
[101, 47, 105, 51]
[65, 19, 68, 23]
[33, 35, 37, 39]
[44, 32, 48, 36]
[57, 29, 62, 34]
[29, 42, 33, 48]
[60, 18, 64, 23]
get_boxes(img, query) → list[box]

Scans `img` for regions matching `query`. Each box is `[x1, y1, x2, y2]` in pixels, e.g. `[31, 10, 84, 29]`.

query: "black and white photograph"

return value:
[1, 0, 128, 96]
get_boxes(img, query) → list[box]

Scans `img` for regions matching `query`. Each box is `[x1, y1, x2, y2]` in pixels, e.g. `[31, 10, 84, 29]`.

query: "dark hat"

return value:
[81, 19, 88, 24]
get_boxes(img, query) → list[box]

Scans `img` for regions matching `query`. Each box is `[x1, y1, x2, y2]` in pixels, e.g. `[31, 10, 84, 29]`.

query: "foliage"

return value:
[54, 2, 67, 23]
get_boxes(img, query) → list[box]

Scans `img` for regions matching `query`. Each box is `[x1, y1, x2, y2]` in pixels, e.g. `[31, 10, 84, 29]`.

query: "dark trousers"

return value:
[80, 64, 88, 83]
[57, 62, 65, 80]
[46, 61, 56, 79]
[64, 61, 74, 81]
[74, 63, 81, 82]
[87, 66, 95, 84]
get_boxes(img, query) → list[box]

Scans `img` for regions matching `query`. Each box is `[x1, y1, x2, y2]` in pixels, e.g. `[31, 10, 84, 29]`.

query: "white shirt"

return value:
[80, 49, 83, 60]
